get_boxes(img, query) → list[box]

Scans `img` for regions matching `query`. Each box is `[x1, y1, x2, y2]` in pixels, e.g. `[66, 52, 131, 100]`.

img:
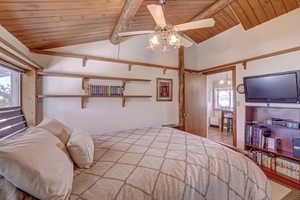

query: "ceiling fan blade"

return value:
[147, 4, 167, 28]
[178, 34, 194, 48]
[174, 18, 215, 32]
[119, 30, 155, 37]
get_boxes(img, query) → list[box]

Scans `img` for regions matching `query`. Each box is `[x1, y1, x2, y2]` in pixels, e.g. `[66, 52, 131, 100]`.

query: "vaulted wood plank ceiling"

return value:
[184, 6, 239, 43]
[231, 0, 300, 30]
[0, 0, 125, 49]
[0, 0, 299, 50]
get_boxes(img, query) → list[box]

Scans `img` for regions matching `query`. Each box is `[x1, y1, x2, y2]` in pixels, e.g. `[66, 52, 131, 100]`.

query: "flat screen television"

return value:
[244, 71, 300, 103]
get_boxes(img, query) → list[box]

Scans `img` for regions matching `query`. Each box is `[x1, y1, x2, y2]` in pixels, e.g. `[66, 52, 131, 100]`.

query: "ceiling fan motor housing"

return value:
[159, 0, 167, 5]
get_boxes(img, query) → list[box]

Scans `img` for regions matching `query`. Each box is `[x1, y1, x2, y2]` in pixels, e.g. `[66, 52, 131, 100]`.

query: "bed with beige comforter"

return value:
[69, 127, 271, 200]
[5, 127, 271, 200]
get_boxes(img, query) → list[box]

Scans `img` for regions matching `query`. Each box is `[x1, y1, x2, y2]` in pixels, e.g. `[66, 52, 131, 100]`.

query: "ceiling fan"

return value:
[119, 0, 216, 50]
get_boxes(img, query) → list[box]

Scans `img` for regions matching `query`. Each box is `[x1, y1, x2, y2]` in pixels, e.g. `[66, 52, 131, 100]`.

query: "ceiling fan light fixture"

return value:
[167, 31, 181, 48]
[148, 27, 182, 51]
[148, 34, 161, 49]
[150, 35, 160, 45]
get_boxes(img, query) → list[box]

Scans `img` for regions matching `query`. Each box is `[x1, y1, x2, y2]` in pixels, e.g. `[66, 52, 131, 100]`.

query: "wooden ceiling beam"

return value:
[192, 0, 235, 21]
[111, 0, 144, 44]
[178, 47, 185, 128]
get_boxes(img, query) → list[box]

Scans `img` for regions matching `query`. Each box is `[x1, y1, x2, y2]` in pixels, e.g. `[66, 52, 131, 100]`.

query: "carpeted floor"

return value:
[270, 180, 300, 200]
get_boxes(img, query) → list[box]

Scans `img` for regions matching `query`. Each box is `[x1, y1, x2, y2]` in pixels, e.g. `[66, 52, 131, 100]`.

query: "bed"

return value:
[5, 127, 271, 200]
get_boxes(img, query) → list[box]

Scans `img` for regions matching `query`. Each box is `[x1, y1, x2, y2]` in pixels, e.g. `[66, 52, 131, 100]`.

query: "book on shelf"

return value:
[245, 124, 280, 150]
[88, 85, 123, 96]
[276, 157, 300, 180]
[248, 150, 275, 169]
[249, 150, 300, 180]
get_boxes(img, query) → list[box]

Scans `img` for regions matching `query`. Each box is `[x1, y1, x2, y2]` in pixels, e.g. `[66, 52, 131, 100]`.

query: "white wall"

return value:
[39, 35, 179, 134]
[185, 8, 300, 148]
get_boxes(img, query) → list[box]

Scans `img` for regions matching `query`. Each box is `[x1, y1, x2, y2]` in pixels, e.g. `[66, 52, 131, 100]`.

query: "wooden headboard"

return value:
[0, 106, 28, 141]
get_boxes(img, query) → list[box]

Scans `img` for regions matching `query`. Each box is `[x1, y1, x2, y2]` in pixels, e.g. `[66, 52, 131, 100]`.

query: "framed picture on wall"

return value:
[156, 78, 173, 101]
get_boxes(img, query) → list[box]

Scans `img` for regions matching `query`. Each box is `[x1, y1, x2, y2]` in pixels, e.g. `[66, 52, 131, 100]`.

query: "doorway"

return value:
[184, 67, 237, 147]
[206, 71, 234, 146]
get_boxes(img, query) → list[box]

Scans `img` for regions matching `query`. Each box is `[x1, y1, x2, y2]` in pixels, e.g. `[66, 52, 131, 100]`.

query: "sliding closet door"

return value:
[184, 72, 207, 137]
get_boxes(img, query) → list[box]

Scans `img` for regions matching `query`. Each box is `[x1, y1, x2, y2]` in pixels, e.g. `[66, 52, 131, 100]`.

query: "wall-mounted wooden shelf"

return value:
[32, 50, 178, 72]
[38, 95, 152, 108]
[37, 71, 151, 82]
[246, 121, 300, 131]
[38, 95, 152, 98]
[245, 144, 300, 162]
[261, 166, 300, 190]
[37, 71, 152, 108]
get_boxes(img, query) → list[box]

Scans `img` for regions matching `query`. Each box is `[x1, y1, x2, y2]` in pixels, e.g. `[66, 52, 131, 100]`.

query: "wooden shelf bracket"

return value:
[122, 81, 127, 90]
[242, 61, 247, 70]
[82, 56, 88, 67]
[81, 97, 88, 109]
[128, 64, 132, 71]
[163, 68, 167, 74]
[122, 97, 126, 108]
[81, 78, 89, 90]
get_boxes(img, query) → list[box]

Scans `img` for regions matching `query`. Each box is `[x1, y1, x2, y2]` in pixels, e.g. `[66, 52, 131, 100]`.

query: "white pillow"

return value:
[67, 129, 94, 169]
[37, 118, 71, 144]
[0, 128, 73, 200]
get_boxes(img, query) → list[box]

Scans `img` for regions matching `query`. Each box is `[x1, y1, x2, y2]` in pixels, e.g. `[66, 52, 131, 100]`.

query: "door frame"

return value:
[203, 66, 237, 147]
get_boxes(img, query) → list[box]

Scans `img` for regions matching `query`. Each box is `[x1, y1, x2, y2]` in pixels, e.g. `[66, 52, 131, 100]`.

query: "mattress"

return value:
[69, 127, 271, 200]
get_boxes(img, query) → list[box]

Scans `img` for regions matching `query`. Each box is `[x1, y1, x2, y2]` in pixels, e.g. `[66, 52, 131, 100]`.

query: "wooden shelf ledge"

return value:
[31, 49, 179, 71]
[38, 94, 152, 98]
[37, 71, 151, 82]
[245, 144, 300, 162]
[185, 45, 300, 73]
[38, 94, 152, 108]
[261, 167, 300, 190]
[246, 121, 300, 131]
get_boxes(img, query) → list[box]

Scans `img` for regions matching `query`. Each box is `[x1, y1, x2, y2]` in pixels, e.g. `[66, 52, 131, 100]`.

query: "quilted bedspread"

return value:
[69, 127, 271, 200]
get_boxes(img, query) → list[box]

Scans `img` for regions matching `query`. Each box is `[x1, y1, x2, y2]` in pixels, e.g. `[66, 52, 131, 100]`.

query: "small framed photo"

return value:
[156, 78, 173, 101]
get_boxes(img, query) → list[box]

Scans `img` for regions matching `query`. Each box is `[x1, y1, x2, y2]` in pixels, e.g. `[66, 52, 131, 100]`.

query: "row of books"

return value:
[88, 85, 123, 96]
[245, 124, 280, 150]
[277, 157, 300, 180]
[249, 150, 300, 180]
[249, 151, 276, 170]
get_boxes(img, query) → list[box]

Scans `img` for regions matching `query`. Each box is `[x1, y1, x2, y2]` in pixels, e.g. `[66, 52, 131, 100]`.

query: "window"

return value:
[214, 88, 233, 109]
[0, 65, 21, 108]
